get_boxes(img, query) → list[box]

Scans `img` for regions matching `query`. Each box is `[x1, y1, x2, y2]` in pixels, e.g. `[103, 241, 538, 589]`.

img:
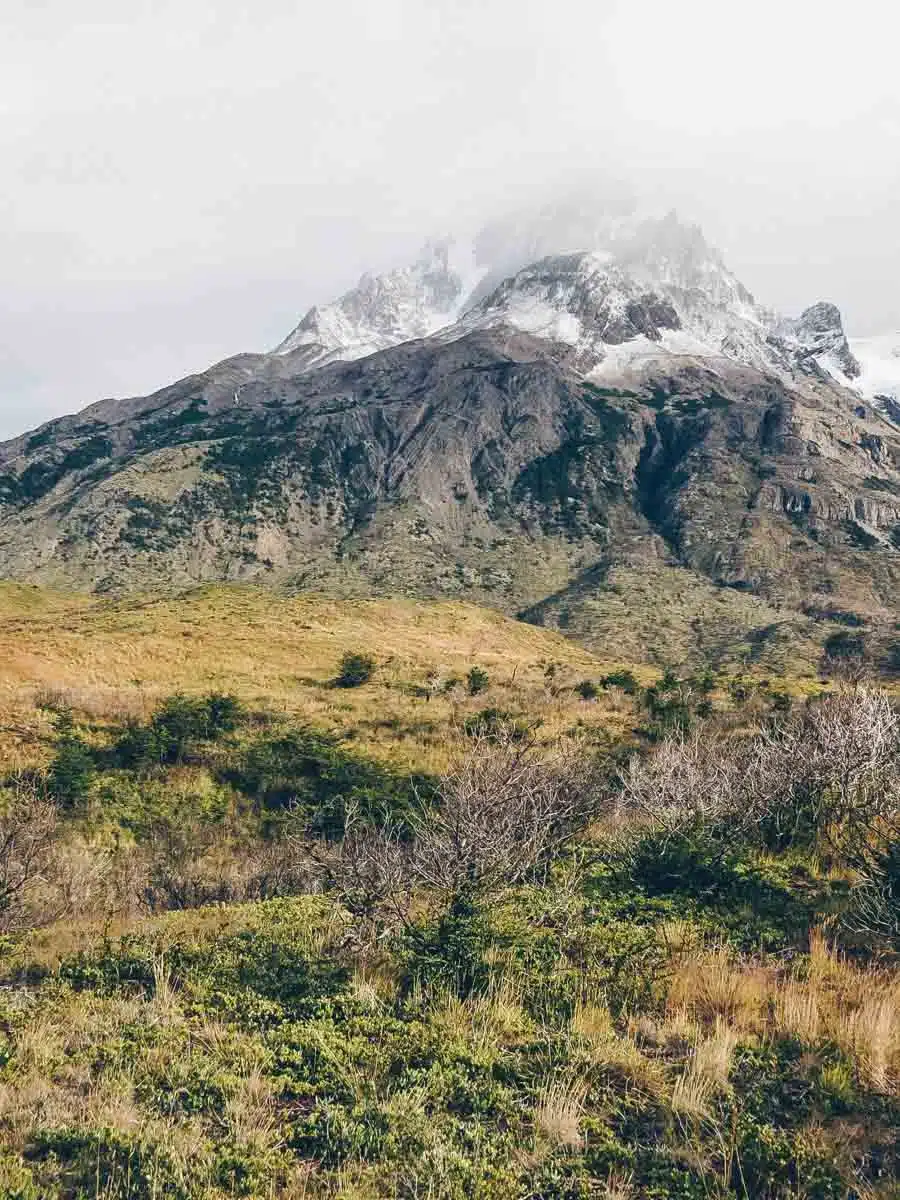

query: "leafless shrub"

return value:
[615, 732, 750, 840]
[616, 688, 900, 865]
[0, 778, 60, 931]
[308, 736, 600, 949]
[751, 688, 900, 857]
[306, 811, 416, 954]
[413, 735, 598, 895]
[843, 875, 900, 950]
[138, 822, 319, 913]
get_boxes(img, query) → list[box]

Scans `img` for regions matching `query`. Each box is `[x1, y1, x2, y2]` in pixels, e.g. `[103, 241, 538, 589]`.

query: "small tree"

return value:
[47, 711, 95, 809]
[336, 652, 376, 688]
[115, 692, 245, 768]
[601, 670, 639, 695]
[466, 666, 489, 696]
[413, 736, 595, 895]
[575, 679, 599, 701]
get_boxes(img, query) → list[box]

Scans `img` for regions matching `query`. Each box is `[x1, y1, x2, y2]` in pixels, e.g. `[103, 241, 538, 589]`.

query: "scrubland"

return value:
[0, 585, 897, 1198]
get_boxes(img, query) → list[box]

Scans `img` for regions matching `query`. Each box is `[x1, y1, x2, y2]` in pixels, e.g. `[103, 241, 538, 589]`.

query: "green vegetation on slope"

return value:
[0, 587, 897, 1197]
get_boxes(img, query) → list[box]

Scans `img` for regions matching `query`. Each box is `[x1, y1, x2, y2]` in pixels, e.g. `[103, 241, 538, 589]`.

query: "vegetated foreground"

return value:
[0, 584, 898, 1198]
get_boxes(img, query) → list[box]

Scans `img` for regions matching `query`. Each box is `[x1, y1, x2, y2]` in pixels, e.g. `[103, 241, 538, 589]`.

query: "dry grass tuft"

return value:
[571, 999, 615, 1043]
[691, 1017, 740, 1090]
[225, 1068, 280, 1151]
[535, 1073, 588, 1150]
[667, 947, 768, 1027]
[667, 943, 900, 1096]
[602, 1169, 635, 1199]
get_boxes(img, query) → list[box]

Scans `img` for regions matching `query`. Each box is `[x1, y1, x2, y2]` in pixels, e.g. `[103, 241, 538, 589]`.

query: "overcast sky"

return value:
[2, 0, 898, 438]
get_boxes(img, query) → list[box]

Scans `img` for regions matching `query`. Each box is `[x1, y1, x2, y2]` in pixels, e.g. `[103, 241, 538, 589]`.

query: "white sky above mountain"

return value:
[1, 0, 898, 437]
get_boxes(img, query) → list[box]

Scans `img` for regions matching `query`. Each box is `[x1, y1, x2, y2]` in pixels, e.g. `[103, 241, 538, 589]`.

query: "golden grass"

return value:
[534, 1072, 588, 1150]
[0, 893, 341, 982]
[601, 1169, 635, 1199]
[667, 938, 900, 1095]
[0, 582, 642, 773]
[428, 977, 533, 1051]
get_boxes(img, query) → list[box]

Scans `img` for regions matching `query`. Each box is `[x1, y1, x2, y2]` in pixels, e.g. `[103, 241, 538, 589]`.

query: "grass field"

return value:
[0, 583, 652, 774]
[0, 584, 897, 1198]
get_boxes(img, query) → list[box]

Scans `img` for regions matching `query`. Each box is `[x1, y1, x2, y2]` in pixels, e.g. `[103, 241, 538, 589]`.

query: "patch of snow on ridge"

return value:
[453, 219, 784, 376]
[852, 333, 900, 402]
[270, 192, 878, 398]
[274, 237, 485, 365]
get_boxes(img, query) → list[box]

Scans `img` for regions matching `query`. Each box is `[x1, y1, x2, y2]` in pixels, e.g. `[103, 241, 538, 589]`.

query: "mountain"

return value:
[273, 238, 484, 367]
[276, 210, 866, 389]
[2, 199, 899, 668]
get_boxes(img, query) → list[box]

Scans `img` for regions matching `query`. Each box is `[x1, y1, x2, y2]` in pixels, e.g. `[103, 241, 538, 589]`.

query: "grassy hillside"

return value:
[0, 583, 638, 775]
[0, 585, 897, 1198]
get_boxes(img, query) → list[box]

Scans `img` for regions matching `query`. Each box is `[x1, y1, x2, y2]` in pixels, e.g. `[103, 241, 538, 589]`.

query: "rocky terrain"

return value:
[1, 201, 899, 666]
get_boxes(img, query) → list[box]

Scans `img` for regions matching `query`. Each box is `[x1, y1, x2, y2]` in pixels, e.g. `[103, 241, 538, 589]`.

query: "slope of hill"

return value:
[0, 589, 897, 1199]
[0, 583, 639, 775]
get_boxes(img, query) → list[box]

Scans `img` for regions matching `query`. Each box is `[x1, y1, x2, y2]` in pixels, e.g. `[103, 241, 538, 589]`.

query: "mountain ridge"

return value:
[1, 199, 898, 668]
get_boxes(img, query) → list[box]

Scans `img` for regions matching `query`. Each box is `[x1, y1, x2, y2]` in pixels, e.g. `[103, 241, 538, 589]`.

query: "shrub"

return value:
[601, 669, 639, 695]
[617, 688, 900, 900]
[575, 679, 599, 701]
[403, 890, 492, 996]
[226, 726, 430, 835]
[47, 711, 95, 809]
[753, 687, 900, 858]
[0, 779, 59, 931]
[113, 693, 244, 768]
[842, 839, 900, 949]
[639, 671, 695, 739]
[462, 707, 529, 741]
[413, 739, 594, 895]
[466, 666, 490, 695]
[335, 652, 376, 688]
[113, 719, 168, 770]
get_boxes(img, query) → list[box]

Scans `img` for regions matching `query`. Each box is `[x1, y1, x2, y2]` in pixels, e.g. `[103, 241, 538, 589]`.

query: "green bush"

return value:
[466, 666, 490, 696]
[403, 891, 492, 997]
[575, 679, 599, 700]
[462, 708, 530, 742]
[335, 652, 376, 688]
[638, 671, 694, 739]
[113, 692, 244, 768]
[225, 726, 431, 835]
[600, 669, 639, 694]
[46, 711, 95, 809]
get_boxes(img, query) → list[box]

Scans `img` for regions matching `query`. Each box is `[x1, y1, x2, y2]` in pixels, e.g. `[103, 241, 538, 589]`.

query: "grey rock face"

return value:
[273, 238, 472, 364]
[780, 301, 862, 380]
[2, 320, 900, 636]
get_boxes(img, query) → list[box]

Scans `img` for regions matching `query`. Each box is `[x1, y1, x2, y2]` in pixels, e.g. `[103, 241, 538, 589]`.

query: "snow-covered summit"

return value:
[273, 238, 484, 365]
[775, 303, 861, 385]
[454, 214, 794, 380]
[272, 193, 878, 399]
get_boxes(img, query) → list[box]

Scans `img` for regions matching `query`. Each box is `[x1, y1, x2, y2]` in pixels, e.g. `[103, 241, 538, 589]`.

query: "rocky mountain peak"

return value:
[263, 188, 890, 414]
[777, 301, 861, 381]
[848, 332, 900, 408]
[272, 236, 479, 366]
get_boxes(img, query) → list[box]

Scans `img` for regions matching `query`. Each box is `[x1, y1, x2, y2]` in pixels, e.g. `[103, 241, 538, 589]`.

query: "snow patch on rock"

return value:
[852, 333, 900, 403]
[274, 238, 485, 365]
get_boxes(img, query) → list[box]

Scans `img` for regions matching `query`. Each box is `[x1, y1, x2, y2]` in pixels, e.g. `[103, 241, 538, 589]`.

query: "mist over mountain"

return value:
[2, 0, 898, 438]
[2, 189, 899, 669]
